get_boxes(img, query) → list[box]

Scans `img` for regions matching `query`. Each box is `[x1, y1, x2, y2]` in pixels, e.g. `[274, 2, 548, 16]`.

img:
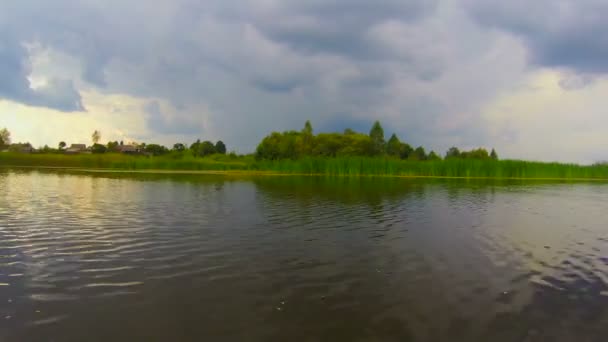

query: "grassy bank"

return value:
[2, 153, 608, 180]
[0, 152, 253, 171]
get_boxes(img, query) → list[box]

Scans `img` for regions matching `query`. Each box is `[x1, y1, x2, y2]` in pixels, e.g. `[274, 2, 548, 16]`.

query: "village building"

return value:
[65, 144, 87, 154]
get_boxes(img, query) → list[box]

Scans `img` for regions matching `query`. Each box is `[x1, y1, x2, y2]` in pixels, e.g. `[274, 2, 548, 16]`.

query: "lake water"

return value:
[1, 170, 608, 341]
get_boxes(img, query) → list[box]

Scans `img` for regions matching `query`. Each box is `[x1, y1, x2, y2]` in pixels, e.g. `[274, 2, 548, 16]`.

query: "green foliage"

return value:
[399, 143, 414, 160]
[144, 144, 168, 156]
[428, 151, 441, 160]
[58, 141, 67, 150]
[189, 140, 217, 157]
[251, 157, 608, 179]
[91, 143, 107, 154]
[446, 147, 496, 160]
[215, 140, 227, 154]
[445, 147, 461, 159]
[386, 134, 401, 157]
[2, 153, 608, 180]
[107, 141, 119, 152]
[200, 141, 216, 156]
[0, 128, 10, 148]
[460, 148, 490, 159]
[408, 146, 427, 161]
[173, 143, 186, 152]
[303, 120, 313, 136]
[369, 121, 385, 155]
[255, 131, 303, 160]
[301, 121, 314, 155]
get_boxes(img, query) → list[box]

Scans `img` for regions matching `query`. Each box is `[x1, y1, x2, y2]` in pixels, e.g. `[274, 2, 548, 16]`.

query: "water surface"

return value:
[1, 170, 608, 341]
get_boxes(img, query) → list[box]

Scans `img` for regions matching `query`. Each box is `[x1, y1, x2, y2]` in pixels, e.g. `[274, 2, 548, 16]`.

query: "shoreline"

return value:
[3, 165, 608, 182]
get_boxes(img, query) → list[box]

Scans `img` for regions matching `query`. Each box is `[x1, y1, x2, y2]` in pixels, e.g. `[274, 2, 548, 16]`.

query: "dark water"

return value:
[1, 171, 608, 341]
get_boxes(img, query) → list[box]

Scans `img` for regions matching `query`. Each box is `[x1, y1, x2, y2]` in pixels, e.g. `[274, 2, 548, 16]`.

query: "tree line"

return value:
[255, 121, 498, 161]
[90, 130, 229, 157]
[0, 127, 229, 157]
[1, 124, 498, 161]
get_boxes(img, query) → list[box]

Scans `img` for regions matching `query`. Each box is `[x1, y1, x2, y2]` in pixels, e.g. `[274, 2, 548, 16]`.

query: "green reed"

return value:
[2, 153, 608, 179]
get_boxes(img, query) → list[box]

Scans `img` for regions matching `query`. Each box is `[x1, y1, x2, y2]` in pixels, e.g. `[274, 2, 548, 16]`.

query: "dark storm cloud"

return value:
[253, 0, 438, 59]
[0, 37, 84, 112]
[4, 0, 608, 162]
[466, 0, 608, 74]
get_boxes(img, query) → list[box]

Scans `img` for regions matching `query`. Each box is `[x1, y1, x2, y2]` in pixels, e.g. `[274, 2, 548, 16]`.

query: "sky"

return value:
[0, 0, 607, 164]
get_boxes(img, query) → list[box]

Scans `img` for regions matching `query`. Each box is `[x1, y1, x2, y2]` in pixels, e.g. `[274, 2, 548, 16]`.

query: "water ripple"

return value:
[2, 172, 608, 341]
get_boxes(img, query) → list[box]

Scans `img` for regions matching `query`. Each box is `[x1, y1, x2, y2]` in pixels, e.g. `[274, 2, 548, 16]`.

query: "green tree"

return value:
[301, 121, 314, 155]
[200, 141, 216, 156]
[445, 147, 461, 159]
[107, 141, 119, 152]
[343, 128, 356, 135]
[399, 143, 414, 160]
[409, 146, 427, 161]
[461, 148, 489, 159]
[145, 144, 168, 156]
[58, 141, 67, 150]
[0, 128, 11, 148]
[190, 139, 201, 156]
[215, 141, 227, 154]
[91, 144, 107, 154]
[386, 133, 401, 157]
[490, 148, 498, 160]
[369, 121, 385, 155]
[92, 130, 101, 145]
[256, 132, 282, 160]
[173, 143, 186, 152]
[428, 151, 441, 160]
[303, 120, 313, 136]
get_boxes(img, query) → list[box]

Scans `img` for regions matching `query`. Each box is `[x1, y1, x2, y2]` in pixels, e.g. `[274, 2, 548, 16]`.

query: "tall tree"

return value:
[58, 141, 67, 150]
[200, 141, 216, 156]
[369, 121, 385, 155]
[190, 139, 201, 156]
[91, 144, 107, 154]
[173, 143, 186, 152]
[144, 144, 168, 156]
[490, 148, 498, 160]
[301, 120, 314, 154]
[386, 133, 401, 157]
[215, 141, 227, 154]
[414, 146, 427, 161]
[0, 128, 11, 148]
[445, 147, 461, 159]
[303, 120, 313, 135]
[107, 141, 119, 152]
[92, 130, 101, 145]
[428, 151, 441, 160]
[399, 143, 414, 160]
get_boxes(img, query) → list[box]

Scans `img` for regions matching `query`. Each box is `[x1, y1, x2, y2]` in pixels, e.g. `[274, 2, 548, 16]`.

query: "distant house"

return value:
[65, 144, 87, 154]
[9, 143, 36, 153]
[116, 145, 140, 154]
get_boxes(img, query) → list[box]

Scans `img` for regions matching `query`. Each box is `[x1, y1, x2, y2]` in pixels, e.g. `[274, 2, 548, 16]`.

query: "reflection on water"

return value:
[1, 170, 608, 341]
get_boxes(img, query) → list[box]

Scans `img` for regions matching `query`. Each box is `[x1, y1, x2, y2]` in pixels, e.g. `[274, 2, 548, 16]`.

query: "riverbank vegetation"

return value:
[1, 123, 607, 179]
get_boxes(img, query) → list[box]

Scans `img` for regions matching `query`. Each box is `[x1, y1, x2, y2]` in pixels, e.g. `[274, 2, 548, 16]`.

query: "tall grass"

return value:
[253, 157, 608, 179]
[0, 153, 253, 171]
[2, 153, 608, 179]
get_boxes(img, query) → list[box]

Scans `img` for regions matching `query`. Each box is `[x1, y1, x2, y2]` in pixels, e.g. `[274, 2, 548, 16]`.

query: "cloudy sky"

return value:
[0, 0, 607, 163]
